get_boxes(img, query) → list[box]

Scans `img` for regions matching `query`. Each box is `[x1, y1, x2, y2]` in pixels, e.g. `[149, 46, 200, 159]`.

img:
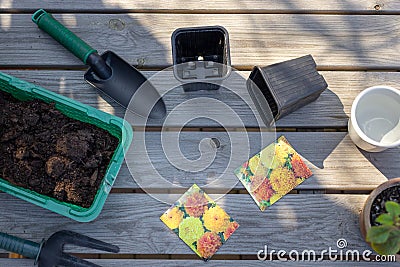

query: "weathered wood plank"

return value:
[3, 70, 400, 128]
[123, 132, 397, 191]
[2, 70, 398, 191]
[0, 259, 398, 267]
[0, 0, 398, 13]
[0, 193, 372, 254]
[0, 14, 399, 69]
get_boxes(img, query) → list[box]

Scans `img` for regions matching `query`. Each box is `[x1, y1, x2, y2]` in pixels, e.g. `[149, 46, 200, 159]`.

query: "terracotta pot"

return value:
[360, 178, 400, 261]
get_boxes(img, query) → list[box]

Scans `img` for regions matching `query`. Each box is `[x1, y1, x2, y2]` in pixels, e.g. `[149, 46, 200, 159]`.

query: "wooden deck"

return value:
[0, 1, 399, 266]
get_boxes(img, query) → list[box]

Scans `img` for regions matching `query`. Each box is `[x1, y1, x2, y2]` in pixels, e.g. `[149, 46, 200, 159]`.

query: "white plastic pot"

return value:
[348, 85, 400, 152]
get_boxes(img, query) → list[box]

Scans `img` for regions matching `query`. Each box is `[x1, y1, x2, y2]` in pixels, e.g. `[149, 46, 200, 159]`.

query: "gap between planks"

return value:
[0, 8, 398, 15]
[0, 0, 399, 14]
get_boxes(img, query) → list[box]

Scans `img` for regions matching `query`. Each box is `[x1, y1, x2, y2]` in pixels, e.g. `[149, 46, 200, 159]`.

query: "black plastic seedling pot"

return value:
[172, 26, 231, 91]
[247, 55, 328, 126]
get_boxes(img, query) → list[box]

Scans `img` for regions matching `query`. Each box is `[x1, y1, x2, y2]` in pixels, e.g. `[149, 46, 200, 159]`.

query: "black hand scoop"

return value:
[0, 230, 119, 267]
[32, 9, 166, 119]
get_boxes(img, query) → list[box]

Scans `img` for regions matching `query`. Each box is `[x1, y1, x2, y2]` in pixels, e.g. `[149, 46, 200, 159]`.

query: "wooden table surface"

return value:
[1, 1, 399, 266]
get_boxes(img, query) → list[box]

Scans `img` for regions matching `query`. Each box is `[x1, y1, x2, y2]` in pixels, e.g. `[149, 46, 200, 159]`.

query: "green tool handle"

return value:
[32, 9, 96, 64]
[0, 232, 41, 260]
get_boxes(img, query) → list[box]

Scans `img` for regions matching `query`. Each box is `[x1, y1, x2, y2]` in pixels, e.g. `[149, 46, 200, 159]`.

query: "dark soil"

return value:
[370, 185, 400, 226]
[0, 90, 118, 208]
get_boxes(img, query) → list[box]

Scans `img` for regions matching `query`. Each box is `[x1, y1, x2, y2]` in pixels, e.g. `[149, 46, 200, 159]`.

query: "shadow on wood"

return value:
[360, 147, 400, 180]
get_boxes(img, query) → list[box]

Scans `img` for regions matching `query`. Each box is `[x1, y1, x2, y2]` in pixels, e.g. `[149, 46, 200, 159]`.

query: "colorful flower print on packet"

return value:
[160, 184, 239, 261]
[234, 136, 312, 211]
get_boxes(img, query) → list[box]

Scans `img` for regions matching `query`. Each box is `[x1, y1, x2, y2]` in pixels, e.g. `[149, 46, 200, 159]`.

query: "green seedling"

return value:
[366, 201, 400, 255]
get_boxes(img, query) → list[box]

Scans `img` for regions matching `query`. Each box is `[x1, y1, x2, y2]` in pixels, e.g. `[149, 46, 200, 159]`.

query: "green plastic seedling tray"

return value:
[0, 71, 133, 222]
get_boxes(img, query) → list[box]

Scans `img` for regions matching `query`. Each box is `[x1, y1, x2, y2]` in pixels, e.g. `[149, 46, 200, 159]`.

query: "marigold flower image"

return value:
[259, 144, 278, 169]
[238, 165, 250, 179]
[259, 141, 292, 170]
[269, 167, 297, 196]
[248, 155, 261, 175]
[203, 206, 230, 233]
[236, 161, 249, 177]
[274, 143, 292, 166]
[160, 206, 184, 230]
[249, 166, 269, 191]
[242, 161, 249, 169]
[197, 232, 222, 259]
[184, 191, 209, 217]
[277, 139, 296, 154]
[178, 217, 205, 246]
[249, 171, 266, 192]
[291, 154, 312, 178]
[224, 221, 239, 240]
[268, 193, 281, 205]
[253, 178, 275, 203]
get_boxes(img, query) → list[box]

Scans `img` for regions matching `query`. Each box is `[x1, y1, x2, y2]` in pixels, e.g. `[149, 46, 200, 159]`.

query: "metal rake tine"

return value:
[58, 253, 101, 267]
[58, 231, 119, 253]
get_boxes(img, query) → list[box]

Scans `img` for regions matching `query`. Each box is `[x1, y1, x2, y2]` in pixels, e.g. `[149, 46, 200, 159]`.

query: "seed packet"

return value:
[160, 184, 239, 261]
[234, 136, 312, 211]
